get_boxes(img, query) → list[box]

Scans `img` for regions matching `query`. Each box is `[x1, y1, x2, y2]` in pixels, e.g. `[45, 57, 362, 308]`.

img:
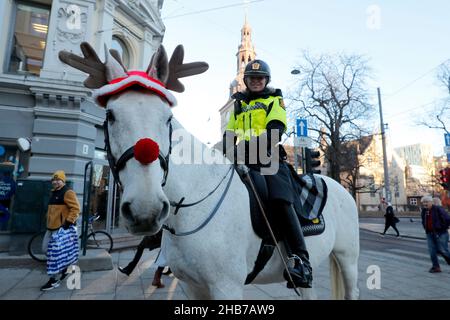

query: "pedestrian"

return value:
[432, 197, 442, 207]
[420, 195, 450, 273]
[381, 202, 400, 237]
[151, 239, 170, 288]
[222, 59, 312, 288]
[40, 170, 80, 291]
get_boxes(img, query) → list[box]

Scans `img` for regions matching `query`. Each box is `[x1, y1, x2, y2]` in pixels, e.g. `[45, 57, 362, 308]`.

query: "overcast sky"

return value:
[159, 0, 450, 155]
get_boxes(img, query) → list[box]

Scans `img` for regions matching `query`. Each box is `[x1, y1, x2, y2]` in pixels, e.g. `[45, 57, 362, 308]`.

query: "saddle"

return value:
[236, 164, 328, 284]
[237, 164, 327, 242]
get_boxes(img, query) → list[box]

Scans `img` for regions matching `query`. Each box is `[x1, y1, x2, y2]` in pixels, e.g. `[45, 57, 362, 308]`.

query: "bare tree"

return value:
[289, 52, 375, 182]
[418, 61, 450, 133]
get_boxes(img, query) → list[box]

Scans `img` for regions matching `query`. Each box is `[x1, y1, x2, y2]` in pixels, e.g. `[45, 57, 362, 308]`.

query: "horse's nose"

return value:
[121, 201, 135, 223]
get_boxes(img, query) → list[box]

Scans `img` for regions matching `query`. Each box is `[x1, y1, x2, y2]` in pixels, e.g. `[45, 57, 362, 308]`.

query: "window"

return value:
[111, 36, 130, 69]
[9, 3, 50, 76]
[409, 198, 417, 206]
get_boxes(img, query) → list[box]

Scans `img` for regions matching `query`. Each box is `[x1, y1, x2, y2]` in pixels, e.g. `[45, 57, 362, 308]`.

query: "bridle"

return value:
[103, 108, 235, 237]
[103, 111, 173, 190]
[99, 74, 233, 237]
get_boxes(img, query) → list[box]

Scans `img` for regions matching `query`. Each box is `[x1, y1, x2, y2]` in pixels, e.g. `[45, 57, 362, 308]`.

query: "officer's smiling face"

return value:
[246, 76, 267, 93]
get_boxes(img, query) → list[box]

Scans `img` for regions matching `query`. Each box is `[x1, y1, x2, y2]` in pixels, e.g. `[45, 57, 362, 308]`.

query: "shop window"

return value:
[111, 36, 130, 69]
[8, 2, 50, 76]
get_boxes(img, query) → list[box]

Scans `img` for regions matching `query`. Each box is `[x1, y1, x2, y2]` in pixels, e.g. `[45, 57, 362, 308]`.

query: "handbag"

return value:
[46, 226, 79, 275]
[394, 217, 400, 223]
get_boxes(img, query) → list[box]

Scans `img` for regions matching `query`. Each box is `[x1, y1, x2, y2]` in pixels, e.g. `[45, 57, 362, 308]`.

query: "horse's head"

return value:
[59, 43, 208, 235]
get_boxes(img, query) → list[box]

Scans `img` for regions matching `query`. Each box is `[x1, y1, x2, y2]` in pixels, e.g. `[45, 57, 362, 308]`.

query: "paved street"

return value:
[1, 217, 449, 300]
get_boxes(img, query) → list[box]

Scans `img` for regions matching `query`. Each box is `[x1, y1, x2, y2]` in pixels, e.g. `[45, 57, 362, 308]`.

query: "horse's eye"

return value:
[106, 110, 115, 123]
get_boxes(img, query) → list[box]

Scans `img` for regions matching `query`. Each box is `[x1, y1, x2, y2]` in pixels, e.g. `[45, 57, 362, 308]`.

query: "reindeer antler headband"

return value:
[58, 42, 209, 107]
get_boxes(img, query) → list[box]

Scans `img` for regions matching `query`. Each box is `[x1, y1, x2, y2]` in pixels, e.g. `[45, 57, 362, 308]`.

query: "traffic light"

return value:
[440, 168, 450, 190]
[305, 148, 321, 174]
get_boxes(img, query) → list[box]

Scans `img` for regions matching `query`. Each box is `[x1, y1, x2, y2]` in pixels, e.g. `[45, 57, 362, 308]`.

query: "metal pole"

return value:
[106, 169, 114, 234]
[377, 88, 391, 203]
[293, 126, 298, 172]
[81, 161, 93, 256]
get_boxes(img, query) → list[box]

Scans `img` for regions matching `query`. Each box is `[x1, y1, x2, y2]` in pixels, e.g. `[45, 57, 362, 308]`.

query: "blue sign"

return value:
[296, 118, 308, 137]
[445, 133, 450, 147]
[0, 176, 16, 200]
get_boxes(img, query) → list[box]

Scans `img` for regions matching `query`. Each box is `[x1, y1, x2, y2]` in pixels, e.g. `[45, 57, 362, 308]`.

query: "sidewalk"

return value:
[1, 217, 450, 300]
[359, 217, 431, 240]
[359, 216, 450, 241]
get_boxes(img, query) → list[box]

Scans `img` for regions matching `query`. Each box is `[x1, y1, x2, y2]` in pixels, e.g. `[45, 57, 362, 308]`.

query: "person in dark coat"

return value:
[420, 195, 450, 273]
[381, 202, 400, 237]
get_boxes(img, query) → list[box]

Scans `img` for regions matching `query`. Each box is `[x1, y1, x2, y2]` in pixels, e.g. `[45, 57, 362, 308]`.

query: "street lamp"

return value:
[291, 69, 300, 75]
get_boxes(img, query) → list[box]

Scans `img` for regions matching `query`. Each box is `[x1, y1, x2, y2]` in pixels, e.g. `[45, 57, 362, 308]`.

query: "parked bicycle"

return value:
[28, 214, 113, 262]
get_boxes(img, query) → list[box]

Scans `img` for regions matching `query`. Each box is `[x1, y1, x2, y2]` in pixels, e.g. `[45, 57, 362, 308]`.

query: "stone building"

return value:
[0, 0, 165, 235]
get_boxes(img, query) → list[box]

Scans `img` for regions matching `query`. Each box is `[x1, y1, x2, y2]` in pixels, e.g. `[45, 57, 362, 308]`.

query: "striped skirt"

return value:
[46, 226, 79, 275]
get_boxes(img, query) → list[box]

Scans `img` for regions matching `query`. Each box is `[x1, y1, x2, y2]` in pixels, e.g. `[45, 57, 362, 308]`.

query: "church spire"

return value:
[230, 16, 256, 95]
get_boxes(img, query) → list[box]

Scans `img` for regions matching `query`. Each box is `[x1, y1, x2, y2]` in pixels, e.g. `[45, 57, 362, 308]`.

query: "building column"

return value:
[40, 0, 97, 82]
[27, 86, 102, 200]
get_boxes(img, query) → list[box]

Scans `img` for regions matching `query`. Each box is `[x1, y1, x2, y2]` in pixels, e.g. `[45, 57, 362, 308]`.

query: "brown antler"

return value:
[166, 45, 209, 92]
[58, 42, 107, 89]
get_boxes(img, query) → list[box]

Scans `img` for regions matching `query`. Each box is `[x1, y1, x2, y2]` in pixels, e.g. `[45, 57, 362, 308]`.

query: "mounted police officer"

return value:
[223, 60, 313, 288]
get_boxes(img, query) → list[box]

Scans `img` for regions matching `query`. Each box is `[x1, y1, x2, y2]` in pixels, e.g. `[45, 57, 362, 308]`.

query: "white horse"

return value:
[60, 43, 360, 299]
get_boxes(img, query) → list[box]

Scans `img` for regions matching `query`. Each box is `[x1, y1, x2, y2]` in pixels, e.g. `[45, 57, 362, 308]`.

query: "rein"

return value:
[163, 165, 235, 236]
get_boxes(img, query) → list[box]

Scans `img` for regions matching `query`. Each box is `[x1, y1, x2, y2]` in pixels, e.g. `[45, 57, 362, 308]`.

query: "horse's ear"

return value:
[146, 45, 169, 84]
[105, 44, 127, 82]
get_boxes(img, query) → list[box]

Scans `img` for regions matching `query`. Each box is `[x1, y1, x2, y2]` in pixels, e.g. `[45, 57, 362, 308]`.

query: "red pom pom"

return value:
[134, 138, 159, 165]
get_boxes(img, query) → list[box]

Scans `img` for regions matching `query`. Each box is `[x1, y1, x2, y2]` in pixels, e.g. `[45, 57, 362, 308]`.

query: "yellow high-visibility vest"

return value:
[226, 93, 286, 141]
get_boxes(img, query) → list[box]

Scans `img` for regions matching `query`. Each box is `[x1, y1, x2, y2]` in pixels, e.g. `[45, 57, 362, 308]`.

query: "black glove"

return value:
[62, 220, 73, 230]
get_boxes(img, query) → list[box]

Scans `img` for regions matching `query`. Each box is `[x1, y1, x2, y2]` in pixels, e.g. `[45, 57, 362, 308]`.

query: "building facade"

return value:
[0, 0, 165, 234]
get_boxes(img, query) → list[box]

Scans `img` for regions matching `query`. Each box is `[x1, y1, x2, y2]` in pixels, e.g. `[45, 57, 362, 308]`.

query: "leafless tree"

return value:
[339, 136, 379, 199]
[418, 61, 450, 134]
[289, 52, 375, 182]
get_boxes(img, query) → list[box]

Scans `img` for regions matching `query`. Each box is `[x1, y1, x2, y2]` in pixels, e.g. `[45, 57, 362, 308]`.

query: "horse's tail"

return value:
[329, 252, 345, 299]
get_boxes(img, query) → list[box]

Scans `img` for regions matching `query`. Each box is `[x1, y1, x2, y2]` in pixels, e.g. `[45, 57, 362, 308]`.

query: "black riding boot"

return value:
[278, 202, 313, 289]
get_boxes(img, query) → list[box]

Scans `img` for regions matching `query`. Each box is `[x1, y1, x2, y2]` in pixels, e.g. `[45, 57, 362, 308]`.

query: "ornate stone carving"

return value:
[56, 4, 87, 44]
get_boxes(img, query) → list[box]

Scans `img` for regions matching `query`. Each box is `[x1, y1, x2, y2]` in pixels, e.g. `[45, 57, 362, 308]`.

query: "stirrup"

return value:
[287, 254, 303, 266]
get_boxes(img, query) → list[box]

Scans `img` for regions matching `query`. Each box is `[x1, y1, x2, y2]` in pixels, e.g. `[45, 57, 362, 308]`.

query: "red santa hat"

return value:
[92, 71, 177, 107]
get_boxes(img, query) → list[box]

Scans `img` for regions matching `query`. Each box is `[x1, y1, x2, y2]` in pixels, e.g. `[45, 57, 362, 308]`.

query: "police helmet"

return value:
[243, 60, 271, 84]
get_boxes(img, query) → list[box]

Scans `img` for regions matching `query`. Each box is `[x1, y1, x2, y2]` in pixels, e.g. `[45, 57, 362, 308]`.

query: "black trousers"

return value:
[383, 221, 399, 236]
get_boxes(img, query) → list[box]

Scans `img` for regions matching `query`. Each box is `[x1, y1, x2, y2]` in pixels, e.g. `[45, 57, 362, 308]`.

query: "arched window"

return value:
[111, 36, 130, 68]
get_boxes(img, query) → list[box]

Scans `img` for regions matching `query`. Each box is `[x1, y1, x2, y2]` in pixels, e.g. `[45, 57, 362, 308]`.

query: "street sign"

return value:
[295, 136, 311, 148]
[446, 134, 450, 161]
[445, 133, 450, 146]
[296, 118, 308, 137]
